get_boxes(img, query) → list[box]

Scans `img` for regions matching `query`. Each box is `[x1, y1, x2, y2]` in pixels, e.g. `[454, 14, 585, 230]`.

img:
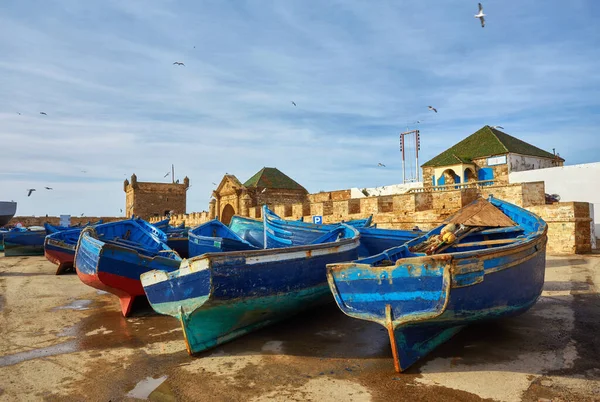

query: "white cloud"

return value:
[0, 0, 598, 216]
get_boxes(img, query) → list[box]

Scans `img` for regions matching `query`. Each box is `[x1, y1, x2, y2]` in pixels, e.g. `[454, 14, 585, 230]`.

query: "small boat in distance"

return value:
[3, 226, 48, 256]
[326, 196, 547, 372]
[75, 219, 182, 316]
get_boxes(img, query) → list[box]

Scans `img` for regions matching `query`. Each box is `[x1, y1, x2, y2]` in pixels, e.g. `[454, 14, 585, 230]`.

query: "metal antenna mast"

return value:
[399, 129, 420, 183]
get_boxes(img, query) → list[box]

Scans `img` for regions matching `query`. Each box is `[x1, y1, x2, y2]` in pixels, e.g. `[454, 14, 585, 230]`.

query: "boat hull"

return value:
[0, 201, 17, 227]
[143, 237, 359, 355]
[75, 232, 181, 316]
[3, 231, 46, 256]
[327, 228, 547, 372]
[393, 243, 545, 371]
[44, 240, 76, 274]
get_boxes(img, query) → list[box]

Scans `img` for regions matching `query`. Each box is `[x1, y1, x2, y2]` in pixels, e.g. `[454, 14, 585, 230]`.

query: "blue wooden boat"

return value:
[188, 219, 257, 257]
[152, 218, 171, 232]
[326, 196, 547, 372]
[44, 221, 100, 234]
[3, 226, 49, 256]
[259, 208, 420, 257]
[0, 229, 9, 251]
[141, 221, 360, 355]
[44, 228, 83, 275]
[75, 219, 181, 316]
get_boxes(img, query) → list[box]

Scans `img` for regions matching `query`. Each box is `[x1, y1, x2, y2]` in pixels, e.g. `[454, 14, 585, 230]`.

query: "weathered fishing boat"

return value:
[141, 217, 360, 355]
[188, 219, 257, 257]
[326, 196, 547, 372]
[3, 226, 49, 256]
[152, 218, 171, 232]
[44, 228, 82, 274]
[44, 220, 101, 234]
[75, 219, 182, 316]
[260, 208, 419, 257]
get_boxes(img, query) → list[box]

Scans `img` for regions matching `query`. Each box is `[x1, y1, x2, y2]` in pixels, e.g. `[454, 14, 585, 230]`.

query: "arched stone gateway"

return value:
[221, 204, 235, 225]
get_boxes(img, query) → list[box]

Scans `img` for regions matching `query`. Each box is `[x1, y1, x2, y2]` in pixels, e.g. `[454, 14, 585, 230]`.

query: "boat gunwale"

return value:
[76, 226, 182, 266]
[186, 224, 360, 263]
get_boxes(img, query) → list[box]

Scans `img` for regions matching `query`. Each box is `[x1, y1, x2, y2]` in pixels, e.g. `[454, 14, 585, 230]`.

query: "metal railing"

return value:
[408, 180, 496, 193]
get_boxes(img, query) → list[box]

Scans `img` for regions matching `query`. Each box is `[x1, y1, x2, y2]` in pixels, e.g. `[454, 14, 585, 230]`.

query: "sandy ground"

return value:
[0, 254, 599, 402]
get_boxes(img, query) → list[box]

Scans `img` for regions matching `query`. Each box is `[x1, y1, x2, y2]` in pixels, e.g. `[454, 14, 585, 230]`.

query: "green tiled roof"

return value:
[243, 167, 307, 191]
[422, 125, 562, 167]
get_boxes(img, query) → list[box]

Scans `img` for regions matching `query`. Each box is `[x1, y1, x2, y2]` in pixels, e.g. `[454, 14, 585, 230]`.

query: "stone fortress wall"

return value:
[160, 180, 593, 255]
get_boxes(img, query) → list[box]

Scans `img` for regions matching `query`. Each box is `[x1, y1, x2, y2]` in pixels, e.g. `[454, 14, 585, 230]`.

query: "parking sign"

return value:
[312, 216, 323, 224]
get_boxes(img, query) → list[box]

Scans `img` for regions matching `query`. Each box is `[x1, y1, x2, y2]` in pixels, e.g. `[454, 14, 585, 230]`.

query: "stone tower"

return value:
[124, 174, 190, 220]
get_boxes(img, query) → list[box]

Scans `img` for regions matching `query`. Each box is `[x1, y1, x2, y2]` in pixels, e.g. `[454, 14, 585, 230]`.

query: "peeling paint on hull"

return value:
[142, 225, 360, 355]
[327, 197, 548, 372]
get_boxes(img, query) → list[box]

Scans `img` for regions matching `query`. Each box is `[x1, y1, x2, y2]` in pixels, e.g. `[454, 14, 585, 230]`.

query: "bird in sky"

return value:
[164, 172, 170, 178]
[16, 112, 21, 115]
[428, 106, 438, 113]
[81, 170, 87, 173]
[120, 208, 123, 213]
[44, 187, 53, 190]
[26, 189, 36, 197]
[291, 101, 297, 107]
[212, 182, 217, 186]
[378, 163, 386, 167]
[40, 112, 47, 115]
[475, 3, 485, 28]
[491, 125, 504, 129]
[173, 61, 185, 66]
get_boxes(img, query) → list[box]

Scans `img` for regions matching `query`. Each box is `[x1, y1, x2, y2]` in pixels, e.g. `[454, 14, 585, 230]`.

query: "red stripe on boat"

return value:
[45, 249, 74, 267]
[76, 269, 144, 317]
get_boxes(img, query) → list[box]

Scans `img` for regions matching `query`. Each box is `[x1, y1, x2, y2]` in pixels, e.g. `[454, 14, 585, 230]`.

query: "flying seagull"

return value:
[291, 101, 297, 107]
[44, 187, 53, 190]
[475, 3, 485, 28]
[164, 172, 170, 178]
[26, 189, 36, 197]
[378, 163, 386, 167]
[16, 112, 21, 115]
[491, 125, 504, 129]
[40, 112, 47, 115]
[428, 106, 438, 113]
[173, 61, 185, 66]
[81, 170, 87, 173]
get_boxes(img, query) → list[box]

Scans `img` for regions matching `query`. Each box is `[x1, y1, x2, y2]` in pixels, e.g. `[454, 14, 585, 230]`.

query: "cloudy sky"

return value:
[1, 0, 598, 217]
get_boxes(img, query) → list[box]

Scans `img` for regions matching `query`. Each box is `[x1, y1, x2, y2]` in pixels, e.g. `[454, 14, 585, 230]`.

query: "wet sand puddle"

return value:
[52, 299, 93, 311]
[126, 375, 168, 399]
[0, 298, 182, 368]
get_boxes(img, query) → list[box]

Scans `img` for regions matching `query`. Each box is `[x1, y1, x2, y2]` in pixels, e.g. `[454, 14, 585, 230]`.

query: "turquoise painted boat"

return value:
[141, 218, 360, 355]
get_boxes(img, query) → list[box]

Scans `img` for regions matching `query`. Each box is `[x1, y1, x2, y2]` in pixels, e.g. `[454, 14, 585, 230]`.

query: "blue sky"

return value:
[1, 0, 598, 217]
